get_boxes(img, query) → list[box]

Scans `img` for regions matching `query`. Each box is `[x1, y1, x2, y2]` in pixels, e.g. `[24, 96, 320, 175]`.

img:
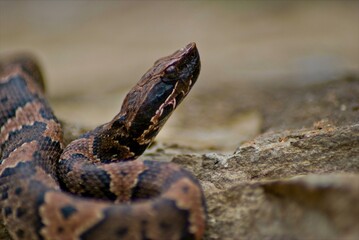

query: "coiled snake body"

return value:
[0, 43, 206, 240]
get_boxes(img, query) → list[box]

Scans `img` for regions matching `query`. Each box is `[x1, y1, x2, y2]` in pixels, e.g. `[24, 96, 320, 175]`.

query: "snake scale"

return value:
[0, 43, 206, 240]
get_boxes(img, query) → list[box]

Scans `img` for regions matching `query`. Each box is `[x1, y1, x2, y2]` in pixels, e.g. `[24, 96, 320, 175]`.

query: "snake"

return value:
[0, 43, 206, 240]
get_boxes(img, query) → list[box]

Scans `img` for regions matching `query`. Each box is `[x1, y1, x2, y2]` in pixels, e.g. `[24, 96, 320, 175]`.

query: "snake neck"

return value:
[62, 107, 162, 164]
[62, 42, 200, 164]
[88, 117, 152, 163]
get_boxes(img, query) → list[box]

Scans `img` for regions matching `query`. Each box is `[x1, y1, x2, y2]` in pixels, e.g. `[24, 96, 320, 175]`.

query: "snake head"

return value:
[113, 43, 200, 149]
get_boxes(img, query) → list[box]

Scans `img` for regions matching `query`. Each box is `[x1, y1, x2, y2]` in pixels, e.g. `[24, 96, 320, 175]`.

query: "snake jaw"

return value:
[169, 98, 177, 109]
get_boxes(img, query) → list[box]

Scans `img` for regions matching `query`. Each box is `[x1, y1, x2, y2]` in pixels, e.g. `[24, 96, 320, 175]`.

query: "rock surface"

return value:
[144, 76, 359, 239]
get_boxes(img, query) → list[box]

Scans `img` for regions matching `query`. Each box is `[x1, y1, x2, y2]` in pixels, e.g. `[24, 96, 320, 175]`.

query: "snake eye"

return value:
[164, 65, 177, 80]
[166, 65, 175, 74]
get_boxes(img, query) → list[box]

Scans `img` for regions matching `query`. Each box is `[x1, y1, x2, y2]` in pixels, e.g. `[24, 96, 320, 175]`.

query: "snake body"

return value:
[0, 43, 205, 240]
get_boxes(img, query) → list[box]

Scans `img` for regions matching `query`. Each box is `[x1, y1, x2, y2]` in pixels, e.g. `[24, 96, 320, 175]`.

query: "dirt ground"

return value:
[1, 1, 359, 239]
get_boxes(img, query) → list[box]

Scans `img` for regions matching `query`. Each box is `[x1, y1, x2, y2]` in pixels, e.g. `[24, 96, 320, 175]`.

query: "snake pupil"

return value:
[163, 65, 177, 81]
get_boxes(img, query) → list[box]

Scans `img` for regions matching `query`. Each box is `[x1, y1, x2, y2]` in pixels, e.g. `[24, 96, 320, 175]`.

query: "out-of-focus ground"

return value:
[1, 1, 359, 240]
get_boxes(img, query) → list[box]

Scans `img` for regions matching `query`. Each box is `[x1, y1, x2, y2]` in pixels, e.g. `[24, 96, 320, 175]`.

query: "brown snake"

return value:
[0, 43, 206, 240]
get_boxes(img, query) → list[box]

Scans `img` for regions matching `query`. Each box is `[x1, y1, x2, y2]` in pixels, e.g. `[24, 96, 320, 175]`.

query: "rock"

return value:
[233, 123, 359, 179]
[201, 122, 358, 239]
[188, 76, 359, 239]
[206, 174, 359, 240]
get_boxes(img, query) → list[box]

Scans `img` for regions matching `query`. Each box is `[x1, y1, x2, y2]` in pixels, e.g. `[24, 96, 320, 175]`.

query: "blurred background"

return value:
[1, 1, 358, 151]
